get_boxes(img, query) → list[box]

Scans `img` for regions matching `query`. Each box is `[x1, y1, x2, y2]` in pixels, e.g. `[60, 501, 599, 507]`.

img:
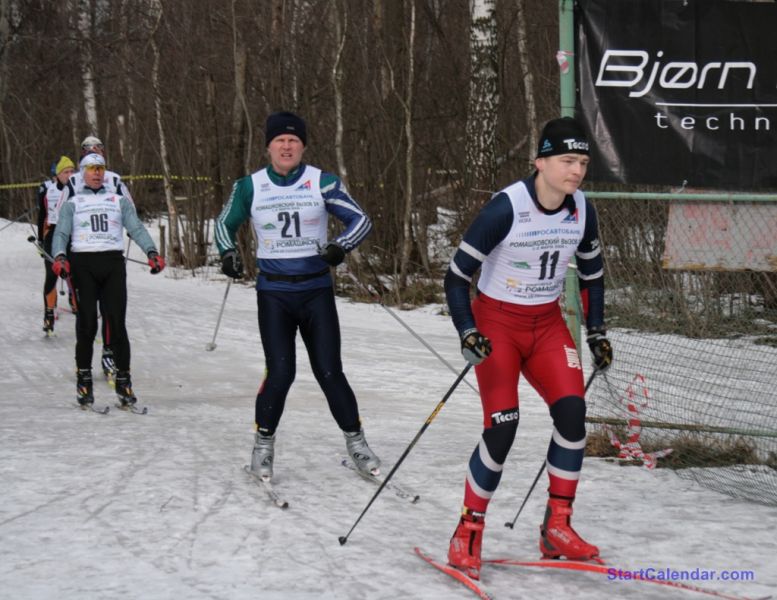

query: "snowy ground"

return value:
[1, 218, 775, 600]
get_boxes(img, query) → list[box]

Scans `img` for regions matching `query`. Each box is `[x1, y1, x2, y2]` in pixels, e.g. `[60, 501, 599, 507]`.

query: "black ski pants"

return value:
[255, 287, 361, 436]
[42, 230, 58, 311]
[70, 251, 130, 372]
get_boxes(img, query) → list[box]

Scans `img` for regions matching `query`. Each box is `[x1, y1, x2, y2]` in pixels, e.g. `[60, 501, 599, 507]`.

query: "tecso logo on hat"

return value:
[562, 138, 589, 153]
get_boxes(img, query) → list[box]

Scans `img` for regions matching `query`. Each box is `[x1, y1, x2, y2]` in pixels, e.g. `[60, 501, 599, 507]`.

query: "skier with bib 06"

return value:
[215, 111, 380, 481]
[444, 117, 613, 579]
[52, 153, 165, 409]
[56, 136, 136, 381]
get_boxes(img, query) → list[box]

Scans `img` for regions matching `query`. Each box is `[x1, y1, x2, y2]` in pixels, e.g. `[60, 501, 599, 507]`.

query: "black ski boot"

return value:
[115, 371, 137, 409]
[43, 308, 55, 334]
[76, 368, 94, 407]
[101, 347, 116, 380]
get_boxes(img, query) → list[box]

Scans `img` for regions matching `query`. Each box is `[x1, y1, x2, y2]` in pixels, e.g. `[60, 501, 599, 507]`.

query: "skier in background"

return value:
[444, 117, 613, 579]
[52, 153, 165, 409]
[36, 155, 75, 334]
[215, 110, 380, 482]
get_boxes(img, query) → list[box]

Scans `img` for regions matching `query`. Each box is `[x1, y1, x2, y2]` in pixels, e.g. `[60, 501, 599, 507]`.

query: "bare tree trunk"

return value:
[373, 1, 390, 101]
[515, 0, 537, 163]
[204, 73, 224, 205]
[76, 0, 99, 134]
[0, 0, 11, 183]
[465, 0, 498, 203]
[231, 0, 251, 175]
[288, 0, 303, 107]
[331, 0, 349, 185]
[149, 4, 181, 265]
[398, 0, 416, 290]
[116, 0, 134, 166]
[270, 0, 283, 106]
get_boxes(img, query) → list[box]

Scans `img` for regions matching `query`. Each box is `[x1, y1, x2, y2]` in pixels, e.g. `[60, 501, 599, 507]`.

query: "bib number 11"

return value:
[538, 250, 560, 280]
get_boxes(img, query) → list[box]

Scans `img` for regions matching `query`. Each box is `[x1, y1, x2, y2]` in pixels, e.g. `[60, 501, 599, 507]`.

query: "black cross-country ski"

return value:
[243, 465, 289, 509]
[116, 402, 148, 415]
[484, 557, 767, 600]
[114, 403, 148, 415]
[74, 402, 110, 415]
[340, 458, 420, 503]
[415, 547, 493, 599]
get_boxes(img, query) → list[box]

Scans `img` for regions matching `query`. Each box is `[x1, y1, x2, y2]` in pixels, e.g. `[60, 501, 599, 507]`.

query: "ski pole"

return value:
[27, 235, 55, 263]
[0, 207, 33, 232]
[340, 266, 480, 396]
[122, 235, 157, 267]
[126, 256, 148, 267]
[28, 235, 79, 309]
[504, 368, 600, 529]
[205, 279, 232, 351]
[338, 363, 473, 546]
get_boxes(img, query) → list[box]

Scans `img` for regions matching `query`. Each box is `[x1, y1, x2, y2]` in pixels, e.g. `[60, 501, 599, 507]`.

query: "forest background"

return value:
[0, 0, 559, 303]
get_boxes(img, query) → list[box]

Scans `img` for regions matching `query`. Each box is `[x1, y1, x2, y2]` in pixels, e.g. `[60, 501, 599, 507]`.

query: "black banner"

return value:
[576, 0, 777, 190]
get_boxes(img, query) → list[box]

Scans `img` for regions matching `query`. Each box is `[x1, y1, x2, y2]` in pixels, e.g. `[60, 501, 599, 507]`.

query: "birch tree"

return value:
[465, 0, 498, 203]
[0, 0, 12, 180]
[149, 1, 182, 265]
[75, 0, 99, 134]
[398, 0, 416, 289]
[515, 0, 538, 163]
[231, 0, 251, 175]
[330, 0, 348, 185]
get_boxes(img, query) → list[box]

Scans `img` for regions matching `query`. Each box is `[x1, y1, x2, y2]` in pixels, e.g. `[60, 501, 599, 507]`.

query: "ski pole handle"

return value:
[27, 235, 55, 263]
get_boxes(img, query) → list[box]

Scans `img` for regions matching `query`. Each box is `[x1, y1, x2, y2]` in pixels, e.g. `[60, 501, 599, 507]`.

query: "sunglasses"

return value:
[84, 165, 105, 172]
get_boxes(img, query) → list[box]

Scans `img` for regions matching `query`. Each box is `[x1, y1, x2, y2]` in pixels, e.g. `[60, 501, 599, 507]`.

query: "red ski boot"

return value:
[448, 508, 485, 580]
[539, 497, 599, 560]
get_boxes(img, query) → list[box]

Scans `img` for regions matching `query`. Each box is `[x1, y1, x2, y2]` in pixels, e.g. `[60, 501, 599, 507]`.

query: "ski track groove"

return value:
[0, 491, 75, 528]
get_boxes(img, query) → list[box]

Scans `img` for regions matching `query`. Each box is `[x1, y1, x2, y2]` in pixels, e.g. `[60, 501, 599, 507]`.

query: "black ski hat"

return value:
[536, 117, 589, 158]
[265, 111, 307, 146]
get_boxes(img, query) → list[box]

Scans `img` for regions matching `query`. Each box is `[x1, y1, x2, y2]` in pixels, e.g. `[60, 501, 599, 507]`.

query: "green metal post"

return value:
[559, 0, 583, 352]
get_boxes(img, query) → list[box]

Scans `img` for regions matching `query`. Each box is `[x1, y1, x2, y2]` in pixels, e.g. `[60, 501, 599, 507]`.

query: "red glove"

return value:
[52, 256, 70, 279]
[148, 252, 165, 274]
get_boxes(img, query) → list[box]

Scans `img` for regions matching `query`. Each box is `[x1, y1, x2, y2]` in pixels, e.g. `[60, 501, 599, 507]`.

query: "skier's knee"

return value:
[482, 408, 519, 464]
[549, 395, 586, 442]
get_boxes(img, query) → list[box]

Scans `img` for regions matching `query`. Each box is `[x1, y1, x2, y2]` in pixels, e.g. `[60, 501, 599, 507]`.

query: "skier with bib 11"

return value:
[444, 117, 613, 579]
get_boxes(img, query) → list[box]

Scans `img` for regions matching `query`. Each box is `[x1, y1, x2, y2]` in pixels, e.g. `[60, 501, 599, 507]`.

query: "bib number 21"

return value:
[278, 211, 301, 238]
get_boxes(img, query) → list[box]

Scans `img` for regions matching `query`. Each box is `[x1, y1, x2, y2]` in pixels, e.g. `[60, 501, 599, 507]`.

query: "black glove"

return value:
[221, 250, 244, 279]
[460, 328, 492, 365]
[586, 326, 613, 371]
[318, 241, 346, 267]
